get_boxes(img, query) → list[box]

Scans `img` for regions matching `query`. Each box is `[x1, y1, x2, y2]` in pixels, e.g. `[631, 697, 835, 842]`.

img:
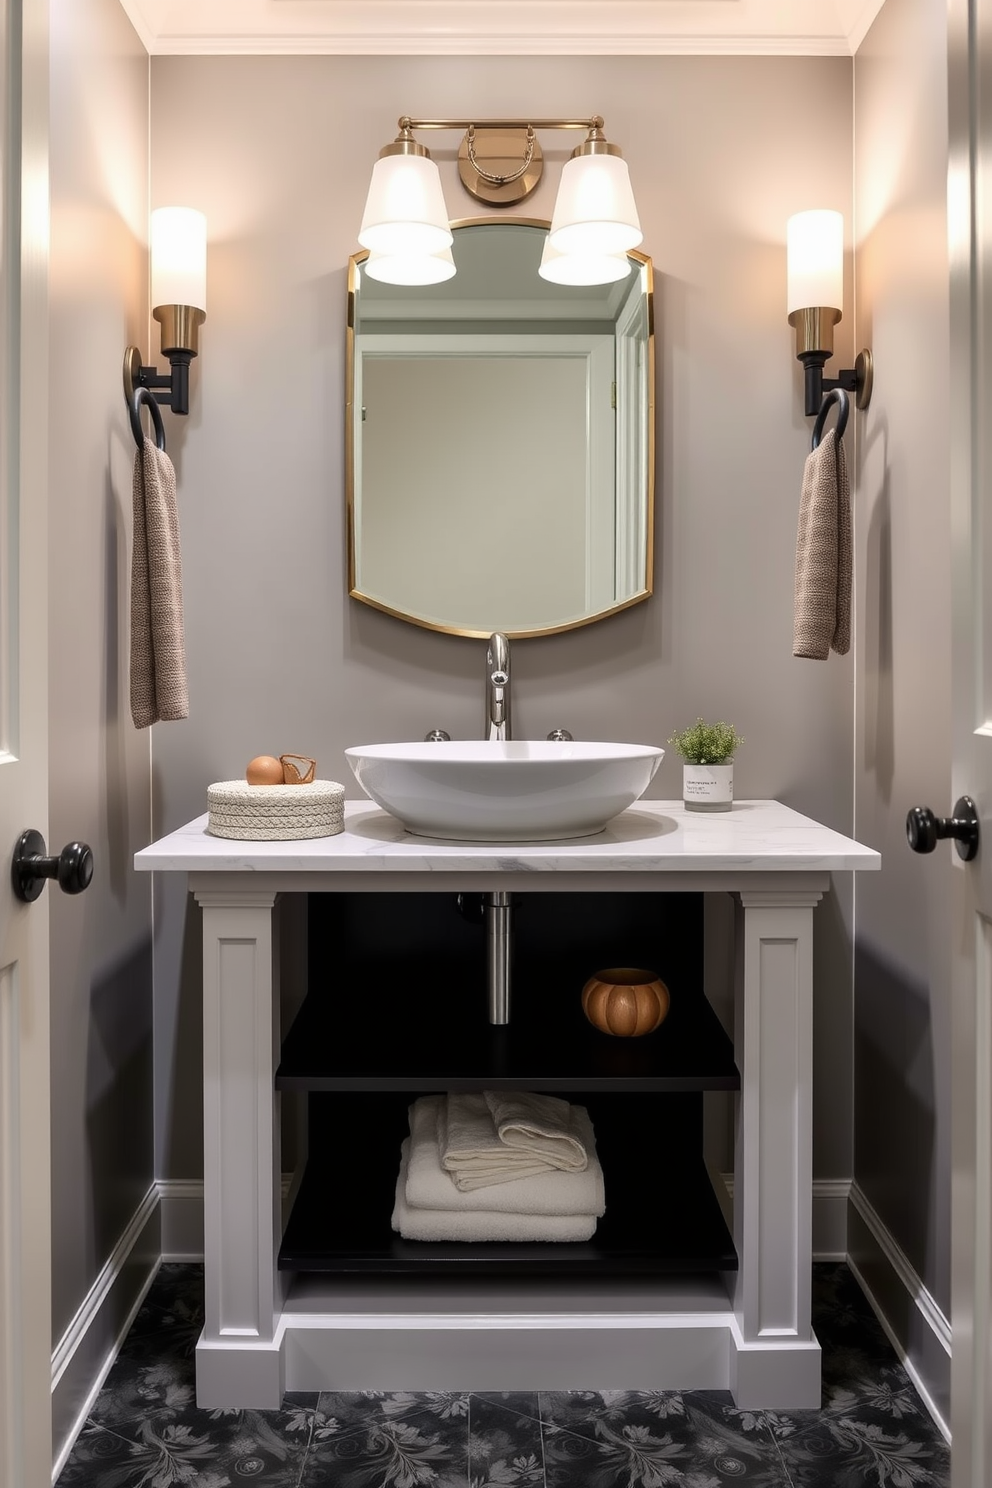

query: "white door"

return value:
[947, 0, 992, 1481]
[0, 1, 52, 1483]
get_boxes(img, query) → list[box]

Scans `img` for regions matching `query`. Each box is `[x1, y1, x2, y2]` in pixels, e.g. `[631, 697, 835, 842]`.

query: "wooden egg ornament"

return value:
[246, 755, 285, 785]
[581, 967, 670, 1037]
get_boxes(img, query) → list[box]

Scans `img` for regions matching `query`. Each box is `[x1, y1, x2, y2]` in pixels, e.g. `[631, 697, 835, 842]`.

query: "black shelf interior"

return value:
[279, 1091, 737, 1277]
[277, 891, 737, 1092]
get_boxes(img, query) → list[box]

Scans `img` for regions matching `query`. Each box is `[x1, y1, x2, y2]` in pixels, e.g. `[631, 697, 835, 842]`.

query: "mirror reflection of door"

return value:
[347, 222, 654, 638]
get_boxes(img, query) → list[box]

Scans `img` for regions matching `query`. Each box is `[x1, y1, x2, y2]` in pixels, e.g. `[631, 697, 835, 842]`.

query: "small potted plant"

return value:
[666, 718, 743, 812]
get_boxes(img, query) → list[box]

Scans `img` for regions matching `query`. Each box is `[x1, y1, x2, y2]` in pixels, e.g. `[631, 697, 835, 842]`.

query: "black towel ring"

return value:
[128, 386, 167, 452]
[811, 386, 849, 450]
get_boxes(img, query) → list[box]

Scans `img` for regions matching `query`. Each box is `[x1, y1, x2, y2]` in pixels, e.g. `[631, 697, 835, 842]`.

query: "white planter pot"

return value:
[683, 762, 734, 812]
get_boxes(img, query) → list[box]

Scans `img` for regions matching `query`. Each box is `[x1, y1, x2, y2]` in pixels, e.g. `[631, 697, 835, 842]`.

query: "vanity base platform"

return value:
[194, 1275, 822, 1411]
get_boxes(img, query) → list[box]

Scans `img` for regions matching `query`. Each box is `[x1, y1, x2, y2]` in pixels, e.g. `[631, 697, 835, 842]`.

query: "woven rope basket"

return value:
[207, 780, 345, 840]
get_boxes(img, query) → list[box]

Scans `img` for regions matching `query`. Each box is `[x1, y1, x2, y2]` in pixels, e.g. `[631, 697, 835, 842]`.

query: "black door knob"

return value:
[11, 829, 94, 902]
[906, 797, 980, 861]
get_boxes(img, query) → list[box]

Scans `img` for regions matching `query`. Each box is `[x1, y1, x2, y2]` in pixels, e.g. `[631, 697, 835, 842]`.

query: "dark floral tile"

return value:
[86, 1352, 196, 1428]
[540, 1391, 791, 1487]
[471, 1392, 543, 1426]
[57, 1403, 312, 1487]
[811, 1263, 899, 1366]
[113, 1270, 204, 1371]
[538, 1388, 687, 1441]
[302, 1392, 470, 1487]
[542, 1415, 699, 1487]
[469, 1394, 545, 1486]
[771, 1411, 949, 1487]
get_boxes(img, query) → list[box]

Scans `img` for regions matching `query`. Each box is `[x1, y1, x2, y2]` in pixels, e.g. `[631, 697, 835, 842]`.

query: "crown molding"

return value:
[116, 1, 887, 58]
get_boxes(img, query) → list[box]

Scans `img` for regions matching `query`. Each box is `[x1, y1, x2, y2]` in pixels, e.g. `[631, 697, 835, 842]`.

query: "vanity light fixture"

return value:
[787, 209, 872, 417]
[123, 206, 207, 423]
[359, 116, 641, 285]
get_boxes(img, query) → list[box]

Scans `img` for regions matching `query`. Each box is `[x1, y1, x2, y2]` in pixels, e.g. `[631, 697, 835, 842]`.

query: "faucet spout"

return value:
[485, 632, 511, 741]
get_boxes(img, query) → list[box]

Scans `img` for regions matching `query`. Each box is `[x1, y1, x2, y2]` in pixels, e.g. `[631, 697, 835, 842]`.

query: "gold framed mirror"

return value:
[347, 219, 654, 639]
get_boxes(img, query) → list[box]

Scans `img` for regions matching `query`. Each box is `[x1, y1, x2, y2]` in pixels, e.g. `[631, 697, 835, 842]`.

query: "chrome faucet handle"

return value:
[547, 729, 574, 741]
[424, 729, 451, 742]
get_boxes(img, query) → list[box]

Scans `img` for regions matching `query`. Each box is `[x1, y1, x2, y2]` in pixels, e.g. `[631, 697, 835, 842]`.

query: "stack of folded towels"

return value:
[391, 1090, 605, 1243]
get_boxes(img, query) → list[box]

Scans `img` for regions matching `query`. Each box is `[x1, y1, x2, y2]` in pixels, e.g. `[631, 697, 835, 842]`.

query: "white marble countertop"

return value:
[134, 799, 880, 875]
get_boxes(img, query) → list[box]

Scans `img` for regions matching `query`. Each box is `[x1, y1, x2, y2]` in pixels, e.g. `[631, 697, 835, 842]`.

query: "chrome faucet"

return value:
[485, 632, 511, 741]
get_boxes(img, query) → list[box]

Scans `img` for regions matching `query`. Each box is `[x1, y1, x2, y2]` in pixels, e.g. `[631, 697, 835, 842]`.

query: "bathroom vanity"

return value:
[135, 797, 879, 1411]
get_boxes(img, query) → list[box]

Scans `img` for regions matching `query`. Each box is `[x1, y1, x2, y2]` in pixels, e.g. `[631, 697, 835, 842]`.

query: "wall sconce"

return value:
[123, 207, 207, 428]
[358, 116, 641, 285]
[787, 209, 872, 418]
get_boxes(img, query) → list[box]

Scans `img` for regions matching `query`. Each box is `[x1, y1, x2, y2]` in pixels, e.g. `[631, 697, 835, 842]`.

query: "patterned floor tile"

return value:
[471, 1392, 543, 1426]
[540, 1390, 791, 1487]
[57, 1404, 312, 1487]
[302, 1392, 470, 1487]
[469, 1394, 545, 1485]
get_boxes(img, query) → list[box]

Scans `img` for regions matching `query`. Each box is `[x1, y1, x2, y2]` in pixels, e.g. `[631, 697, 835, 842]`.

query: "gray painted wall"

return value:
[853, 0, 952, 1416]
[146, 55, 857, 1182]
[47, 0, 153, 1352]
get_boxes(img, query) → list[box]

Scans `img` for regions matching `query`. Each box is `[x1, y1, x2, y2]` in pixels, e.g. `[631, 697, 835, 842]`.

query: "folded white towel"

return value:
[391, 1139, 598, 1243]
[406, 1095, 604, 1215]
[484, 1090, 589, 1171]
[438, 1092, 553, 1190]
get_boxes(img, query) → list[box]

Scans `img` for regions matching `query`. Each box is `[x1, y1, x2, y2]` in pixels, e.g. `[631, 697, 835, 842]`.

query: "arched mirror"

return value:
[347, 220, 654, 639]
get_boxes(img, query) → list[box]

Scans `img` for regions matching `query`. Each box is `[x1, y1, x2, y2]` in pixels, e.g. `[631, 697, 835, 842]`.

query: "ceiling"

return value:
[117, 1, 887, 57]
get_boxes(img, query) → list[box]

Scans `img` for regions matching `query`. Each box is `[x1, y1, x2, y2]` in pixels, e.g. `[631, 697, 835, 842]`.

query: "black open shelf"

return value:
[277, 892, 737, 1093]
[279, 1092, 737, 1277]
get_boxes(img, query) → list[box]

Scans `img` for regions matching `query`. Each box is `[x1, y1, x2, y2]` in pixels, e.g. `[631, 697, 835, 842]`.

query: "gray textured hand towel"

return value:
[130, 437, 189, 727]
[793, 426, 852, 660]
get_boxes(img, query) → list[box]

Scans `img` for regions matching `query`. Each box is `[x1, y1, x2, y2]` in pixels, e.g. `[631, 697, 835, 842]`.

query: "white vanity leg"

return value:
[192, 888, 285, 1408]
[730, 889, 823, 1408]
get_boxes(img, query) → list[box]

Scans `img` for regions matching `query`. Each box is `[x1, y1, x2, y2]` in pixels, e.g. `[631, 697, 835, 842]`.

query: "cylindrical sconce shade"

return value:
[151, 207, 207, 311]
[786, 210, 843, 314]
[359, 155, 452, 256]
[538, 236, 631, 286]
[364, 247, 456, 285]
[549, 153, 642, 256]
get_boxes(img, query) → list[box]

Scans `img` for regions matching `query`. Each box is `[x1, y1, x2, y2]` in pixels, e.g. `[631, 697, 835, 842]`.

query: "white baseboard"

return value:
[159, 1178, 205, 1259]
[51, 1183, 162, 1481]
[847, 1182, 951, 1442]
[721, 1175, 851, 1260]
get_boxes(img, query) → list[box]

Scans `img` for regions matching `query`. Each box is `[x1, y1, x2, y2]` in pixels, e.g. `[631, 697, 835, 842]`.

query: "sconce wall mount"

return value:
[788, 309, 873, 418]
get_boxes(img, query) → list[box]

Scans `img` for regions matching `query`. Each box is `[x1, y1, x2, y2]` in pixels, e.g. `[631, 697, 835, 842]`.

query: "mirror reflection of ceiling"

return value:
[117, 1, 886, 56]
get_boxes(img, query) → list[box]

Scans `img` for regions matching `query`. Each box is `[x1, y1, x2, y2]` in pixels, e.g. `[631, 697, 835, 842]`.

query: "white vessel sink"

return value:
[345, 739, 665, 841]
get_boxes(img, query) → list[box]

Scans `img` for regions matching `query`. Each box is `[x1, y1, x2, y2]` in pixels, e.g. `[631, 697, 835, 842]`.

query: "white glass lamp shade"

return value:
[538, 236, 631, 286]
[358, 154, 453, 257]
[151, 207, 207, 310]
[549, 153, 642, 256]
[364, 247, 456, 285]
[786, 210, 843, 314]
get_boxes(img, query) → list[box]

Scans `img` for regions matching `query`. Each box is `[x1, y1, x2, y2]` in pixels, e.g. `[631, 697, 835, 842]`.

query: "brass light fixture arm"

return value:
[386, 115, 617, 207]
[397, 115, 604, 134]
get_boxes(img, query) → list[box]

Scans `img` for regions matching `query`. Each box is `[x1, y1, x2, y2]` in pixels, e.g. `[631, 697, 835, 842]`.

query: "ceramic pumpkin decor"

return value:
[581, 967, 670, 1037]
